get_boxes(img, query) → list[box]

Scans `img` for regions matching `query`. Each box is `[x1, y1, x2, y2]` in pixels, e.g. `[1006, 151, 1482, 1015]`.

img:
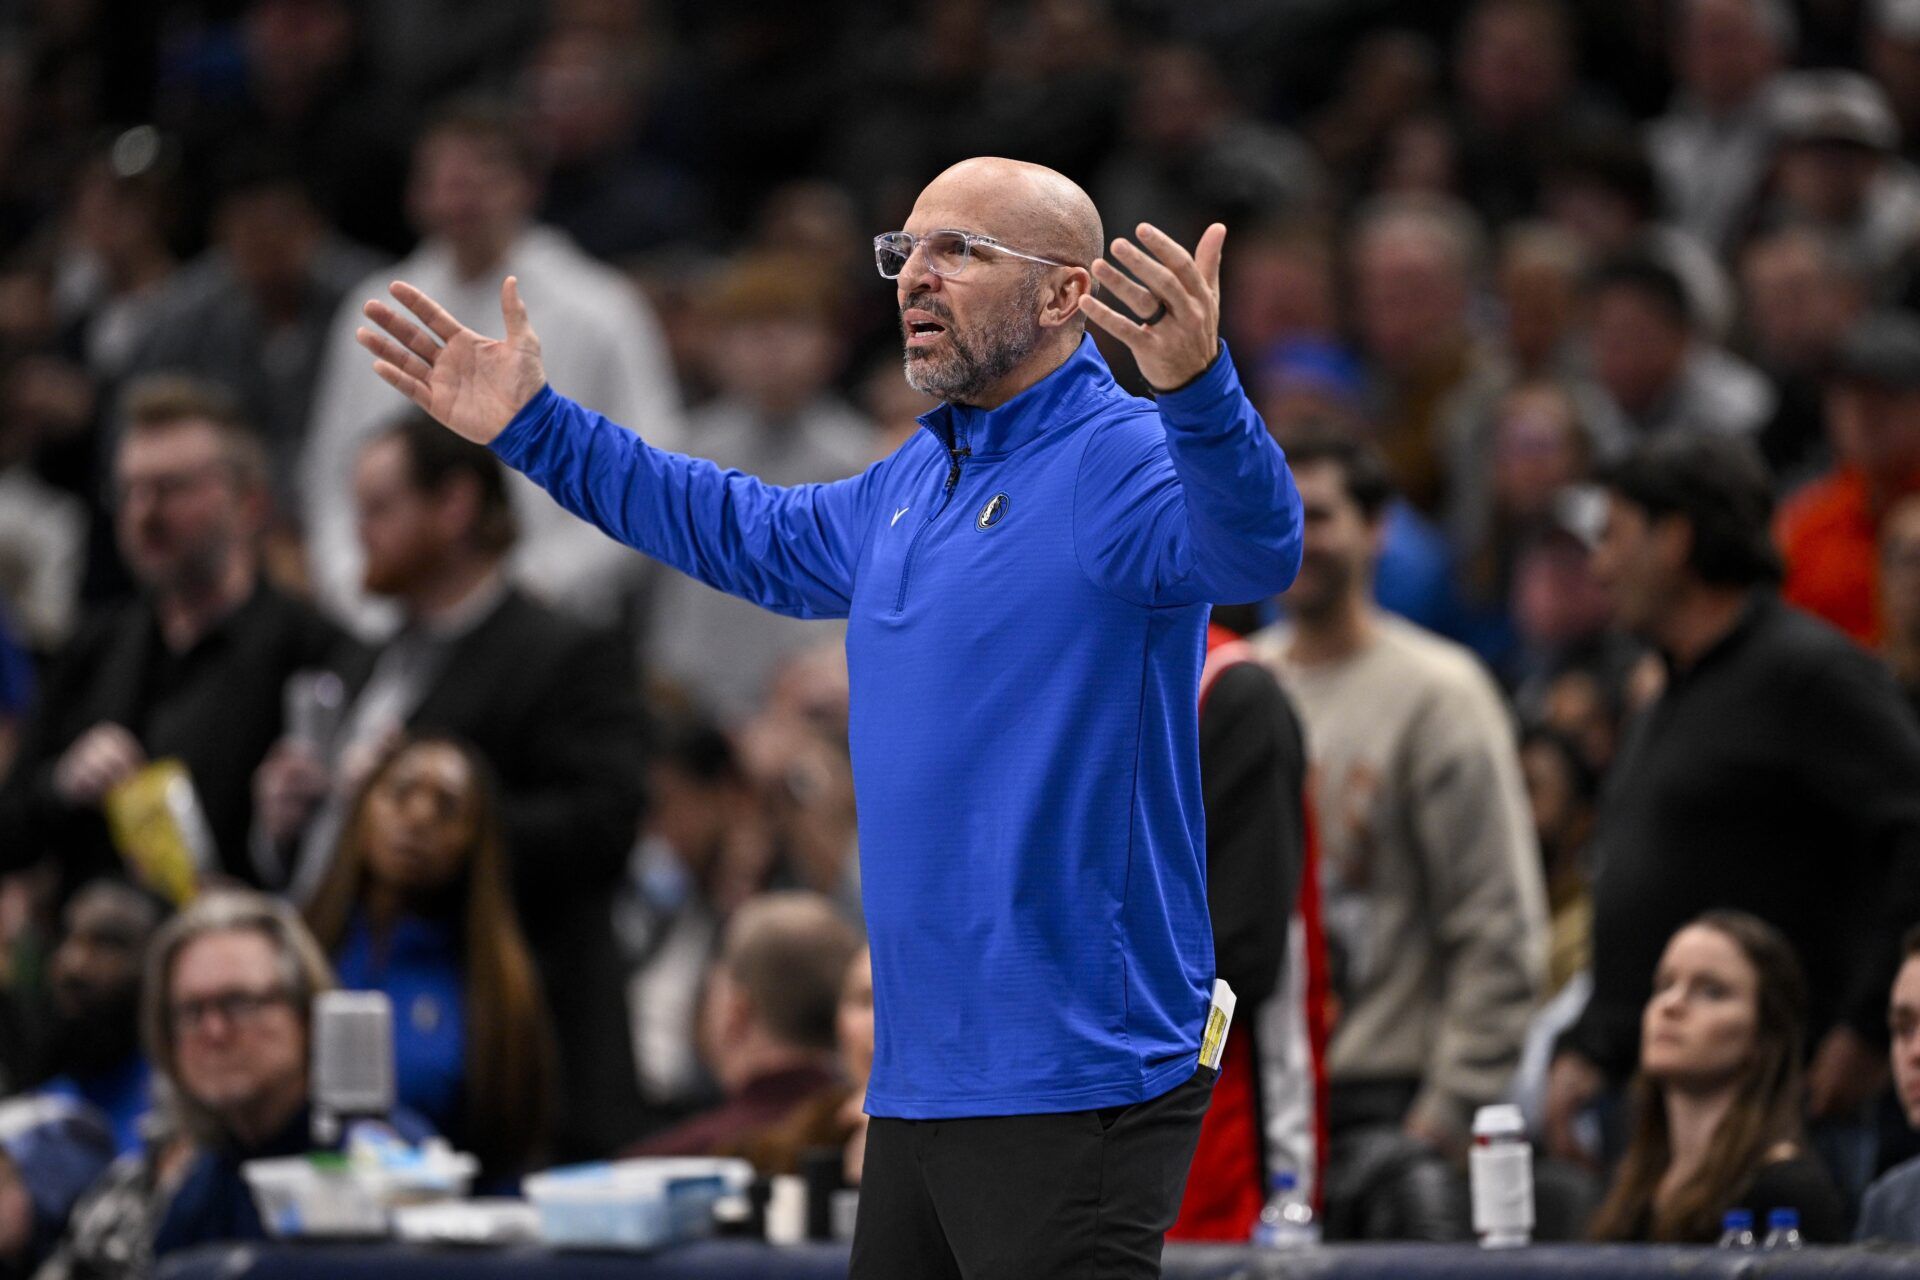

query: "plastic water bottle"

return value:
[1716, 1208, 1756, 1248]
[1250, 1170, 1320, 1247]
[1468, 1103, 1534, 1249]
[1762, 1207, 1803, 1249]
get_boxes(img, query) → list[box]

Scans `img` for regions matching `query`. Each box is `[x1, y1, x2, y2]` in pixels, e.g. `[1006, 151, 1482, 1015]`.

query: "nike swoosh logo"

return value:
[892, 506, 911, 527]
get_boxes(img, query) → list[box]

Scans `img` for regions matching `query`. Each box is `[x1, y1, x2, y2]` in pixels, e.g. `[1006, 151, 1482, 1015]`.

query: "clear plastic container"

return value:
[523, 1158, 753, 1251]
[242, 1139, 476, 1239]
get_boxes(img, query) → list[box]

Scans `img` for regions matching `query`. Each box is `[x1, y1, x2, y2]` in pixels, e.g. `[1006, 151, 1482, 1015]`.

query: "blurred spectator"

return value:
[0, 376, 348, 892]
[1221, 223, 1340, 361]
[733, 943, 874, 1181]
[857, 356, 938, 460]
[523, 26, 707, 261]
[1449, 0, 1618, 230]
[0, 1096, 113, 1277]
[169, 0, 415, 255]
[649, 252, 873, 720]
[1881, 492, 1920, 712]
[821, 0, 996, 225]
[305, 736, 555, 1180]
[734, 644, 860, 914]
[1548, 437, 1920, 1202]
[637, 8, 846, 225]
[1367, 112, 1461, 205]
[1254, 342, 1370, 440]
[1585, 252, 1774, 444]
[618, 715, 760, 1137]
[1450, 379, 1596, 623]
[1250, 435, 1546, 1241]
[0, 367, 87, 650]
[627, 891, 858, 1162]
[963, 0, 1128, 186]
[1095, 43, 1323, 250]
[359, 0, 543, 113]
[1588, 912, 1846, 1242]
[1259, 357, 1466, 650]
[0, 605, 25, 779]
[1737, 227, 1868, 484]
[1778, 311, 1920, 647]
[257, 413, 645, 1159]
[1541, 131, 1737, 340]
[303, 101, 683, 634]
[1350, 193, 1500, 516]
[1521, 727, 1598, 1000]
[1508, 724, 1601, 1149]
[1869, 0, 1920, 164]
[128, 146, 385, 511]
[1505, 518, 1627, 711]
[38, 891, 432, 1278]
[53, 137, 180, 385]
[749, 181, 872, 308]
[1305, 29, 1440, 206]
[1857, 924, 1920, 1242]
[834, 946, 872, 1183]
[628, 249, 724, 411]
[1171, 626, 1319, 1241]
[30, 880, 163, 1154]
[1648, 0, 1793, 254]
[1759, 71, 1920, 284]
[1492, 222, 1590, 381]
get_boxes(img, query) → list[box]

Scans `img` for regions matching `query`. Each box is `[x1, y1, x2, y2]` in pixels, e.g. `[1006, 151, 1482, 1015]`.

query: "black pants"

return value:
[849, 1066, 1214, 1280]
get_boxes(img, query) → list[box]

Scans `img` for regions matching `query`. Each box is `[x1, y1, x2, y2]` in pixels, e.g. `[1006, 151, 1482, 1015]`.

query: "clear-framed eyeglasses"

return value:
[874, 229, 1076, 279]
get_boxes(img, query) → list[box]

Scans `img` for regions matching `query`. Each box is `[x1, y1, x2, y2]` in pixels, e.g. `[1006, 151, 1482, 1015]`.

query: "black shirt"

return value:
[1622, 1154, 1848, 1243]
[0, 582, 351, 888]
[1565, 592, 1920, 1080]
[1738, 1155, 1850, 1244]
[1200, 658, 1307, 1010]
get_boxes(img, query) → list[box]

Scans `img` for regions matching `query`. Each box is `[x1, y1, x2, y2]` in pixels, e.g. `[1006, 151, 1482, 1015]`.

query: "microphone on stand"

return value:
[311, 990, 396, 1148]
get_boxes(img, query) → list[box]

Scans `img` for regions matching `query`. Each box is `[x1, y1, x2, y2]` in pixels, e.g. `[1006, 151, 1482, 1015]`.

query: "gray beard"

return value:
[901, 275, 1047, 404]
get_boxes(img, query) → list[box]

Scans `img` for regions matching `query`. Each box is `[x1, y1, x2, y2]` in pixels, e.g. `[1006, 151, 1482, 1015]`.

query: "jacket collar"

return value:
[916, 334, 1123, 458]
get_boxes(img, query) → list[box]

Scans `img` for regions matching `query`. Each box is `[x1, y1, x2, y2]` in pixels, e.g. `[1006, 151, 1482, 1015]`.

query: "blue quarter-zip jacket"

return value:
[493, 335, 1302, 1117]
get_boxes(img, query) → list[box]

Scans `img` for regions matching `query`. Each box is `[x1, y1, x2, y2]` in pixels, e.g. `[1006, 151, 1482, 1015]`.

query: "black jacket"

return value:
[1565, 593, 1920, 1080]
[0, 582, 348, 888]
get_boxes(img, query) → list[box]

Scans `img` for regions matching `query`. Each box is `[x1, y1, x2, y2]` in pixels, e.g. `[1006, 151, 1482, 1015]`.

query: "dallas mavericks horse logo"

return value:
[976, 493, 1010, 531]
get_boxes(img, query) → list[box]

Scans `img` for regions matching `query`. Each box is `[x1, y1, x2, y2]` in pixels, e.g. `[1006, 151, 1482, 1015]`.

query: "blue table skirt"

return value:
[156, 1239, 1920, 1280]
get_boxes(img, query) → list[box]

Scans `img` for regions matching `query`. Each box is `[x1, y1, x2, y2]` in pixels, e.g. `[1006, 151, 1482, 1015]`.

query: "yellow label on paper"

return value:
[1199, 979, 1237, 1070]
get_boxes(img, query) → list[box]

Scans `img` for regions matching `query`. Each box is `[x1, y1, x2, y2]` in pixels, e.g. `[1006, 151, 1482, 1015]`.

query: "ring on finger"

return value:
[1142, 301, 1168, 327]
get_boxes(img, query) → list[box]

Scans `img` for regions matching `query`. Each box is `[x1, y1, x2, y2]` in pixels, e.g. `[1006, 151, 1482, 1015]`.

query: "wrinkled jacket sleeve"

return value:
[491, 385, 884, 620]
[1072, 344, 1302, 608]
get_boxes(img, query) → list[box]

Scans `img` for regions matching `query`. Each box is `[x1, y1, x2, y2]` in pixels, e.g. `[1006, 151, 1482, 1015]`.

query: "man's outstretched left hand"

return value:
[1079, 221, 1225, 393]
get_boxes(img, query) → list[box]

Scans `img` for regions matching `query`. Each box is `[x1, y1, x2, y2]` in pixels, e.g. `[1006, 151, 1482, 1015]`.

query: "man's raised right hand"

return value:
[355, 276, 547, 446]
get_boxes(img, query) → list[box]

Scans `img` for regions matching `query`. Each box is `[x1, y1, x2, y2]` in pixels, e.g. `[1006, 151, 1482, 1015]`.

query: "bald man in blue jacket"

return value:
[356, 156, 1302, 1278]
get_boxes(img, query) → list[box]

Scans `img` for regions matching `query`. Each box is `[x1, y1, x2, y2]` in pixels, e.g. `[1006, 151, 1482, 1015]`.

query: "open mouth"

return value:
[903, 310, 948, 348]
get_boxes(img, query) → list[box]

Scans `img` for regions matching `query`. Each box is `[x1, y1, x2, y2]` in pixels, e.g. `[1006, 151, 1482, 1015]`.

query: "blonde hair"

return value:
[141, 890, 335, 1145]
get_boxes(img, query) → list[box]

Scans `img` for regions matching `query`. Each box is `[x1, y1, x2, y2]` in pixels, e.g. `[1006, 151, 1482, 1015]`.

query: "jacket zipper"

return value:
[892, 440, 970, 614]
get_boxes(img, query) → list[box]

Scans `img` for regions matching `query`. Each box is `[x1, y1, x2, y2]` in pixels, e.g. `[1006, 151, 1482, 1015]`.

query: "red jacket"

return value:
[1168, 627, 1330, 1241]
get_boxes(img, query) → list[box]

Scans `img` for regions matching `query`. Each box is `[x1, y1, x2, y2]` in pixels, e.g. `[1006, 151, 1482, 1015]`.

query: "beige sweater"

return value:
[1250, 614, 1547, 1139]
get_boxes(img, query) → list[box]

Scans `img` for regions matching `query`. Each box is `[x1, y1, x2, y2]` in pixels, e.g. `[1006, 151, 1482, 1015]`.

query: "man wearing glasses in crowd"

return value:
[355, 156, 1303, 1277]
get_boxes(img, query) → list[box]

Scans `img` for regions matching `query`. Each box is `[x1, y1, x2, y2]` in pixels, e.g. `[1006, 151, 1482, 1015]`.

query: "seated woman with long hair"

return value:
[1587, 910, 1845, 1242]
[305, 736, 555, 1180]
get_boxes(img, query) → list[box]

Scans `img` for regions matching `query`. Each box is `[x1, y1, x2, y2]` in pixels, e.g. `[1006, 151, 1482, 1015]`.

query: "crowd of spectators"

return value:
[7, 0, 1920, 1269]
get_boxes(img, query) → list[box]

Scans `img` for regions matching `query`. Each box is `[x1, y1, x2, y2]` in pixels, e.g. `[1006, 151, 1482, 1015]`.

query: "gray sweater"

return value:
[1251, 614, 1547, 1138]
